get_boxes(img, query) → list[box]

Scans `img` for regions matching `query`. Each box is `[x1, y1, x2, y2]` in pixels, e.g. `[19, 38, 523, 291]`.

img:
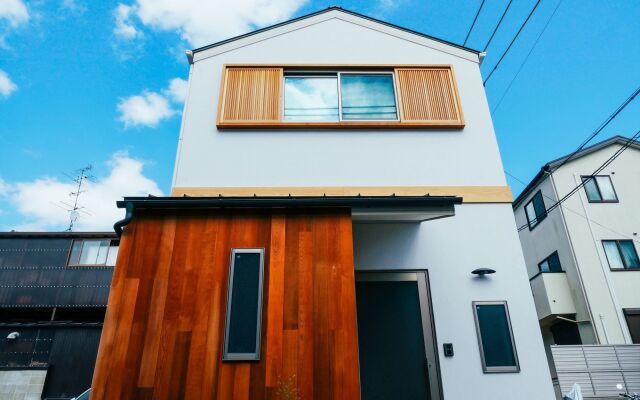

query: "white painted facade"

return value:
[514, 138, 640, 375]
[173, 9, 555, 399]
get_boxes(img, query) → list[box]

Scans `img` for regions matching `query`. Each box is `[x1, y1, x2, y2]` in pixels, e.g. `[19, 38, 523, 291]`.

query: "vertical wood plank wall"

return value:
[394, 67, 464, 124]
[90, 209, 360, 400]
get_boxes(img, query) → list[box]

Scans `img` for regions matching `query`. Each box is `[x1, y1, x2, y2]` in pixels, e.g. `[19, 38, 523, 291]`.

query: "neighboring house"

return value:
[90, 8, 554, 400]
[0, 232, 117, 400]
[513, 136, 640, 395]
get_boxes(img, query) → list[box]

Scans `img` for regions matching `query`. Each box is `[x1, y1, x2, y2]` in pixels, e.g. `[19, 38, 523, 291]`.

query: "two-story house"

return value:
[90, 8, 555, 399]
[513, 135, 640, 396]
[0, 231, 117, 400]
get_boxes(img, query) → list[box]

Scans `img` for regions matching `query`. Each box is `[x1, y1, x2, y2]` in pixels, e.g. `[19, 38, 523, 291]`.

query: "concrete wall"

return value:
[173, 11, 506, 189]
[353, 204, 556, 400]
[514, 173, 596, 343]
[0, 370, 46, 400]
[551, 144, 640, 344]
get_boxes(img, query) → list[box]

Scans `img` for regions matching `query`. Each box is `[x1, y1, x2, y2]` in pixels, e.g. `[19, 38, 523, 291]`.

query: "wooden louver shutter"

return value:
[219, 67, 283, 124]
[395, 67, 464, 126]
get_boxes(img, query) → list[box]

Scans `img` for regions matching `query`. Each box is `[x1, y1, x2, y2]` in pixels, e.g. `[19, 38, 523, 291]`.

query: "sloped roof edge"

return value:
[513, 135, 640, 208]
[191, 6, 480, 56]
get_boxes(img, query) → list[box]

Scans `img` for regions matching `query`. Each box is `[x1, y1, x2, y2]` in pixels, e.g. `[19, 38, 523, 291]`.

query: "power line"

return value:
[514, 84, 640, 201]
[491, 0, 564, 114]
[517, 130, 640, 232]
[506, 171, 640, 244]
[483, 0, 542, 85]
[547, 85, 640, 174]
[463, 0, 486, 46]
[482, 0, 513, 52]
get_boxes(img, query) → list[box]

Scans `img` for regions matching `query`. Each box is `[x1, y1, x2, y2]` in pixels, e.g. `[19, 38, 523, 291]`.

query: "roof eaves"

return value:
[191, 6, 479, 56]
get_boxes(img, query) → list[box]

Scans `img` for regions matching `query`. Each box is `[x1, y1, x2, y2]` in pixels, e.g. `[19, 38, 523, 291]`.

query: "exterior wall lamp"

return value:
[471, 268, 496, 276]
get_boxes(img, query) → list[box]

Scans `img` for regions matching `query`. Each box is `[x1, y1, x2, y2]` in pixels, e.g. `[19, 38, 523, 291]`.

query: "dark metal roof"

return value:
[513, 135, 640, 208]
[117, 195, 463, 210]
[0, 231, 117, 239]
[191, 6, 480, 56]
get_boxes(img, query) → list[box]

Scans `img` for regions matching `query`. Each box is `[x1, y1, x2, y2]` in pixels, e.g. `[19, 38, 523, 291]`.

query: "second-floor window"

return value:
[283, 71, 398, 122]
[524, 191, 547, 230]
[538, 251, 562, 272]
[602, 240, 639, 270]
[67, 239, 119, 267]
[582, 175, 618, 202]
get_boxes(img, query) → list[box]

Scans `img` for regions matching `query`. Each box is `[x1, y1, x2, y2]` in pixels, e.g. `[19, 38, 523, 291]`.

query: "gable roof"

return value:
[190, 6, 480, 56]
[513, 135, 640, 208]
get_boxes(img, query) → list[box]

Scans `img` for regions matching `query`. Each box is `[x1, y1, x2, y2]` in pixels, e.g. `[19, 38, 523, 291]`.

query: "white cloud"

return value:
[115, 0, 306, 47]
[0, 69, 17, 98]
[166, 77, 188, 103]
[2, 151, 163, 231]
[61, 0, 87, 15]
[114, 3, 141, 39]
[117, 77, 187, 128]
[0, 0, 29, 28]
[117, 91, 174, 128]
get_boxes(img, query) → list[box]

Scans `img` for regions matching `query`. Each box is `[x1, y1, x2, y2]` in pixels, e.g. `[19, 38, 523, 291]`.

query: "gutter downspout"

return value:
[113, 202, 134, 237]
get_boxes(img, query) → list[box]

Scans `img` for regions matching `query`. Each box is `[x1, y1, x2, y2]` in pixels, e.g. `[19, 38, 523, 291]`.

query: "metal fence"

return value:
[551, 344, 640, 397]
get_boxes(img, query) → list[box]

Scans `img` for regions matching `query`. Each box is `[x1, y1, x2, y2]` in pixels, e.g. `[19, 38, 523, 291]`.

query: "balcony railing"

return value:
[551, 344, 640, 397]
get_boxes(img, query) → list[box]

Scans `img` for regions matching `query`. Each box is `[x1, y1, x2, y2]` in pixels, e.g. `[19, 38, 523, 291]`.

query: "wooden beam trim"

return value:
[170, 186, 513, 203]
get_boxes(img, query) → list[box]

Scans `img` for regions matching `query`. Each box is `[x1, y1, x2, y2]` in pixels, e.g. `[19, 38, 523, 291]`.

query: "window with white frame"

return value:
[582, 175, 618, 202]
[283, 71, 398, 122]
[602, 240, 639, 270]
[67, 239, 119, 266]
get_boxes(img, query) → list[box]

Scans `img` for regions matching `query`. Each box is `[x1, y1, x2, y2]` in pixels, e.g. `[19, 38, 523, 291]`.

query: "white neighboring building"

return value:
[513, 136, 640, 369]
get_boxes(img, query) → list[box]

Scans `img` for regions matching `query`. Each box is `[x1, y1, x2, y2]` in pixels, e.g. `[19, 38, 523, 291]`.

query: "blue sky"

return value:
[0, 0, 639, 230]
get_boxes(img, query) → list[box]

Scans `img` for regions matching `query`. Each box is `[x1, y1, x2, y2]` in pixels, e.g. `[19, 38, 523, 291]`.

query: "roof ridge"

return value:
[190, 6, 480, 55]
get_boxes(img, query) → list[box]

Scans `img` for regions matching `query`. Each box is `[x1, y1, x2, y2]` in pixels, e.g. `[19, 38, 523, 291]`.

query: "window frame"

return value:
[472, 301, 520, 373]
[538, 251, 563, 273]
[282, 70, 400, 123]
[602, 239, 640, 270]
[66, 239, 119, 267]
[623, 309, 640, 344]
[524, 190, 547, 230]
[222, 248, 266, 362]
[581, 175, 619, 203]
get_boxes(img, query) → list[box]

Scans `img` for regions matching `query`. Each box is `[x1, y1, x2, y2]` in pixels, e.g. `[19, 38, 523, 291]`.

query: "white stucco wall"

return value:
[551, 144, 640, 344]
[172, 12, 506, 189]
[353, 204, 555, 400]
[172, 10, 555, 398]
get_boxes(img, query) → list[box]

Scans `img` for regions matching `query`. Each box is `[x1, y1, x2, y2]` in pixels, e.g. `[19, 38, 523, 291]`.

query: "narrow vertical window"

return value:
[223, 248, 265, 361]
[473, 301, 520, 373]
[524, 191, 547, 230]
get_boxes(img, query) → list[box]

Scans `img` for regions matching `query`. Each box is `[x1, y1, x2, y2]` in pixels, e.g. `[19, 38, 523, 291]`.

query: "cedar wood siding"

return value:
[90, 208, 360, 400]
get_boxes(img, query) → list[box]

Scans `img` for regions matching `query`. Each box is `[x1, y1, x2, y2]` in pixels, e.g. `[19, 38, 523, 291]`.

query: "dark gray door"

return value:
[356, 272, 441, 400]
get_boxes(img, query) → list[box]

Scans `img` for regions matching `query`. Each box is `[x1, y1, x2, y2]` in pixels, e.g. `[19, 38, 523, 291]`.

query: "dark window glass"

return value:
[603, 240, 640, 270]
[539, 252, 562, 273]
[550, 319, 582, 345]
[474, 302, 519, 372]
[340, 74, 397, 120]
[582, 175, 617, 202]
[624, 310, 640, 344]
[525, 191, 547, 229]
[224, 249, 264, 360]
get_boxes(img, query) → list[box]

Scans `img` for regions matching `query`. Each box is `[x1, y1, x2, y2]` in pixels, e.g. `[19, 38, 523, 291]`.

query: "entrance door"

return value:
[356, 271, 441, 400]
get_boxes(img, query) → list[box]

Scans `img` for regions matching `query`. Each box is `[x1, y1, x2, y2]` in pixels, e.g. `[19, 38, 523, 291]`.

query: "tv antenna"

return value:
[56, 165, 95, 231]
